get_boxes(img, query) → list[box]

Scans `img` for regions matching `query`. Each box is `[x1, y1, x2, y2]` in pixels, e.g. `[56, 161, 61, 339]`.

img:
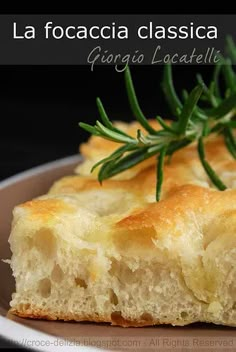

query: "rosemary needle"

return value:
[80, 37, 236, 201]
[156, 147, 167, 201]
[197, 137, 227, 191]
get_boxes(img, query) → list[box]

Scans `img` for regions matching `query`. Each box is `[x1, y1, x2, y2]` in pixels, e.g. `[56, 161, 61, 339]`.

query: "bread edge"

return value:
[10, 307, 168, 327]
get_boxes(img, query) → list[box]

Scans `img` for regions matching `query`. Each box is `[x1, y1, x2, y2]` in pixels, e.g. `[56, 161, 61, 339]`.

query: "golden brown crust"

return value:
[116, 184, 234, 231]
[15, 123, 236, 260]
[9, 307, 162, 327]
[21, 199, 75, 221]
[53, 132, 236, 200]
[48, 129, 236, 251]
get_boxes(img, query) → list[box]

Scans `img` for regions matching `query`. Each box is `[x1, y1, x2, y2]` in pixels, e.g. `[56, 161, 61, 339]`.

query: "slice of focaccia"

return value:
[8, 120, 236, 327]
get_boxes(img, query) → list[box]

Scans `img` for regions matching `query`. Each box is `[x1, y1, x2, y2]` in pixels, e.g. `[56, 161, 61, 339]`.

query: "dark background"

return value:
[0, 64, 212, 180]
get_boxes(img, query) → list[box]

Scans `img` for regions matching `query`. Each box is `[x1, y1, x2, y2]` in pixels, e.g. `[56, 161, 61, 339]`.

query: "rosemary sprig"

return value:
[79, 37, 236, 201]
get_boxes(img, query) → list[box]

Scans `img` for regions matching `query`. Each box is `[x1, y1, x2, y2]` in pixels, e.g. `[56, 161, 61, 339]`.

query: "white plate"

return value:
[0, 156, 235, 352]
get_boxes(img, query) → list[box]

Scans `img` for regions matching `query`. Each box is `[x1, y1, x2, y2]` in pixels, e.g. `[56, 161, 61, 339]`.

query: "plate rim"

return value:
[0, 154, 81, 189]
[0, 316, 97, 352]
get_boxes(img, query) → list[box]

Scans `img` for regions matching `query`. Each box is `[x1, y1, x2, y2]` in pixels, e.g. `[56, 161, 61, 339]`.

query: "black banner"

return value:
[0, 14, 234, 65]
